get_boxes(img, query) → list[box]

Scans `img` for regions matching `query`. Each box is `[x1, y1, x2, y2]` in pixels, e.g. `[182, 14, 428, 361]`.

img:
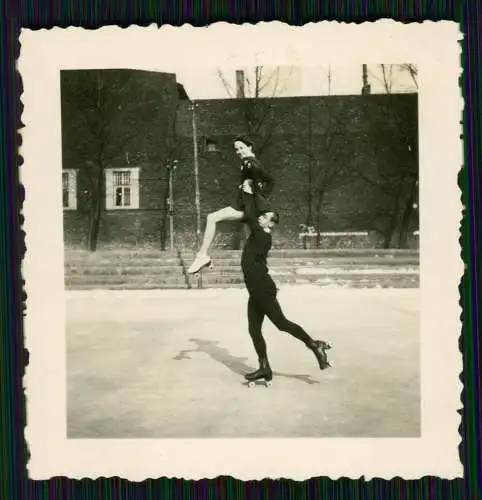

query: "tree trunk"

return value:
[315, 213, 322, 248]
[87, 196, 102, 252]
[397, 225, 409, 249]
[305, 186, 313, 227]
[86, 77, 105, 253]
[396, 182, 417, 248]
[159, 176, 170, 250]
[87, 166, 104, 252]
[304, 184, 312, 250]
[306, 99, 313, 232]
[315, 189, 325, 249]
[381, 180, 406, 249]
[382, 209, 400, 249]
[160, 199, 169, 251]
[382, 230, 392, 249]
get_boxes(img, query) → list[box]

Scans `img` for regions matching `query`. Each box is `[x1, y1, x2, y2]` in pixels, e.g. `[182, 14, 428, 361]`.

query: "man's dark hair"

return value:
[234, 136, 254, 150]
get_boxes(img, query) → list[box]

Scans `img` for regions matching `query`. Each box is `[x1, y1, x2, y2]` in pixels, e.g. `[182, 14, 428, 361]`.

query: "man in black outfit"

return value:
[240, 181, 331, 385]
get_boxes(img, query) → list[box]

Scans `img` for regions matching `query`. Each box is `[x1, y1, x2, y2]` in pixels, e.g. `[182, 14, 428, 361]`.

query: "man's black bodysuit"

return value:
[241, 196, 315, 360]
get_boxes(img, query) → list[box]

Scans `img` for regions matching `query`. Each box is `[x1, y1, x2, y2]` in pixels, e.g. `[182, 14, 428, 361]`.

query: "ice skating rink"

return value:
[66, 286, 420, 438]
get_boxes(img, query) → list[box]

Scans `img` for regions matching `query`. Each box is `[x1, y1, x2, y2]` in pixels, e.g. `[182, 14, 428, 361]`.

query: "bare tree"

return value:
[380, 64, 395, 93]
[217, 66, 292, 155]
[304, 99, 354, 248]
[360, 94, 418, 247]
[326, 65, 333, 96]
[213, 67, 292, 249]
[356, 138, 417, 249]
[216, 66, 286, 99]
[399, 63, 419, 89]
[367, 64, 418, 94]
[357, 64, 419, 248]
[61, 69, 179, 251]
[300, 68, 353, 248]
[61, 70, 124, 251]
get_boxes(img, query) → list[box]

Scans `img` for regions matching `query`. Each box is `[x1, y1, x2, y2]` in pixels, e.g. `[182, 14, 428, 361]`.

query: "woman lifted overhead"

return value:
[188, 137, 275, 274]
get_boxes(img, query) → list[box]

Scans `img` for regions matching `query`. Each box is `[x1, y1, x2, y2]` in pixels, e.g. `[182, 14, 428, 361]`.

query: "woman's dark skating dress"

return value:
[231, 157, 275, 214]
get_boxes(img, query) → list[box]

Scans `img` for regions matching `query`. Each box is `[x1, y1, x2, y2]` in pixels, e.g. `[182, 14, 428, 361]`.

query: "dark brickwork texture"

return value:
[61, 70, 419, 251]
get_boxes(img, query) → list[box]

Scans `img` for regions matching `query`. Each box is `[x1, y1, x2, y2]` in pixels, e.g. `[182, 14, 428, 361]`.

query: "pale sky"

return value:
[174, 65, 418, 100]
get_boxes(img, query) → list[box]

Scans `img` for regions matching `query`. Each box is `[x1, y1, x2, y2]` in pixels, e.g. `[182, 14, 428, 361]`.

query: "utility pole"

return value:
[305, 98, 312, 250]
[190, 101, 201, 247]
[190, 101, 203, 289]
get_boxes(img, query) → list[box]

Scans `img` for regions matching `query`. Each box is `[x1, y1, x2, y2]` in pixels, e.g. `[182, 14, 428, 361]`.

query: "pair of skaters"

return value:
[188, 137, 331, 384]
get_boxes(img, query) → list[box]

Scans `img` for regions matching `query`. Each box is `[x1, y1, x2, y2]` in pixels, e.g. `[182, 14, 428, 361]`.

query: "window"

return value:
[206, 139, 218, 152]
[62, 169, 77, 210]
[114, 170, 131, 207]
[105, 167, 140, 210]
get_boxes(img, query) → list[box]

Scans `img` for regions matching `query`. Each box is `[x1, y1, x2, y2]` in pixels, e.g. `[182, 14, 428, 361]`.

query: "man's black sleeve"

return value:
[243, 192, 262, 234]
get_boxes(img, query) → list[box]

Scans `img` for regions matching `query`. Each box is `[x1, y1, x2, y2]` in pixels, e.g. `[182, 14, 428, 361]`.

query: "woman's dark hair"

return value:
[234, 136, 254, 150]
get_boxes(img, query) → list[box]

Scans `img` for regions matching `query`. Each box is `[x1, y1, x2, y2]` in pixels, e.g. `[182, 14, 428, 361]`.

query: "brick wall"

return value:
[63, 162, 171, 248]
[170, 94, 419, 249]
[61, 69, 180, 249]
[61, 69, 419, 250]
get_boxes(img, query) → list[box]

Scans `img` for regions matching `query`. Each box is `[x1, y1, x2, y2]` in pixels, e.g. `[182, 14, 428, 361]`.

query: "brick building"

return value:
[61, 69, 187, 250]
[61, 69, 419, 251]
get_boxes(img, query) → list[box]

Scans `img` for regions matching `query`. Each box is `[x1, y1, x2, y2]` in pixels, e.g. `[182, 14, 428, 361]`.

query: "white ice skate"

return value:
[187, 253, 213, 274]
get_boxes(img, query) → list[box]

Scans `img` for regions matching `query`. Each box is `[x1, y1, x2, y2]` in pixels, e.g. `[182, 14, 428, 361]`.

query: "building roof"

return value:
[176, 83, 189, 100]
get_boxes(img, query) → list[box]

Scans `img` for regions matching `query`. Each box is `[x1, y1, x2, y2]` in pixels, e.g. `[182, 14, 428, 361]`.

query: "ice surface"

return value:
[66, 286, 420, 438]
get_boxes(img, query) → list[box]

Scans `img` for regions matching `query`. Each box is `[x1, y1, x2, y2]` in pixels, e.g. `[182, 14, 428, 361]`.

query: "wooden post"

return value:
[191, 102, 201, 247]
[190, 101, 202, 288]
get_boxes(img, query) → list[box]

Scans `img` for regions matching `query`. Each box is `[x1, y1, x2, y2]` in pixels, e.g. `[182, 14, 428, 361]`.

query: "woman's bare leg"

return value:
[198, 206, 244, 255]
[188, 206, 243, 273]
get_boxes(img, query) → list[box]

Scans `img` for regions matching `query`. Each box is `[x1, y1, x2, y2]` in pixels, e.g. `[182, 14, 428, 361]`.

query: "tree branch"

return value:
[216, 69, 235, 98]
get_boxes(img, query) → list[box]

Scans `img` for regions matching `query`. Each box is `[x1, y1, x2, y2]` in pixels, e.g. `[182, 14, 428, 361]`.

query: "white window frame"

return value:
[62, 169, 78, 210]
[105, 167, 140, 210]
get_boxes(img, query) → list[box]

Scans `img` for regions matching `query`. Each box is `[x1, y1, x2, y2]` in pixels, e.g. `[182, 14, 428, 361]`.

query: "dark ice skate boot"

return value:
[244, 358, 273, 388]
[308, 340, 332, 370]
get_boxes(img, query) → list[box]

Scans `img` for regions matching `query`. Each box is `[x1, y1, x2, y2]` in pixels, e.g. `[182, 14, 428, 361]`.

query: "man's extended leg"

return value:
[244, 295, 273, 383]
[247, 295, 267, 359]
[261, 294, 331, 370]
[188, 207, 244, 274]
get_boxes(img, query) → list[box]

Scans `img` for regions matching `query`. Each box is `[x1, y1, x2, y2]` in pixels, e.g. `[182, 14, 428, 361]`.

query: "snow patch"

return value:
[296, 267, 419, 275]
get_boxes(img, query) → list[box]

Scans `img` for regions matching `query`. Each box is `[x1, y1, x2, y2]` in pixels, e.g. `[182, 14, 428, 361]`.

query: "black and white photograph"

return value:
[61, 63, 420, 439]
[21, 22, 462, 480]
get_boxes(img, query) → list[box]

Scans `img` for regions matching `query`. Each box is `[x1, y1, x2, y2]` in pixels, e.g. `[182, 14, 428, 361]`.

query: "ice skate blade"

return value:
[189, 261, 213, 275]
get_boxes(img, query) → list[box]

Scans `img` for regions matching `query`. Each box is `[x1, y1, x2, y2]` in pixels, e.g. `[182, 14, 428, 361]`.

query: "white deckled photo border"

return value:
[19, 21, 463, 480]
